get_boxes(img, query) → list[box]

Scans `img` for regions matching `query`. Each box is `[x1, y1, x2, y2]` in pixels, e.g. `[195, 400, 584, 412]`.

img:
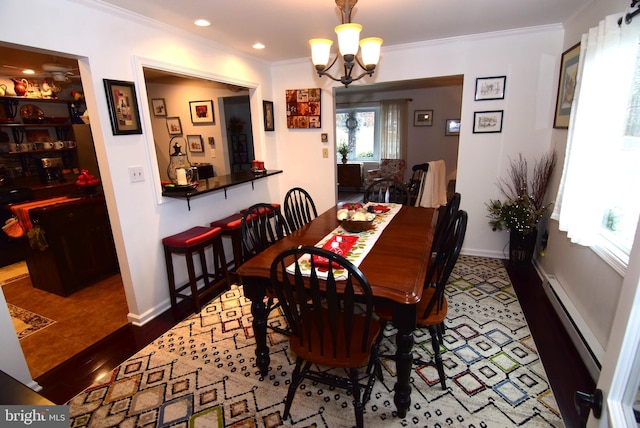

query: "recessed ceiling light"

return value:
[22, 69, 35, 75]
[253, 43, 265, 50]
[194, 19, 211, 27]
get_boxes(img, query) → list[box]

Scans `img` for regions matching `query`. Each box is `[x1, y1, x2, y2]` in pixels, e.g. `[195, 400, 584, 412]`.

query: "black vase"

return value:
[509, 228, 537, 266]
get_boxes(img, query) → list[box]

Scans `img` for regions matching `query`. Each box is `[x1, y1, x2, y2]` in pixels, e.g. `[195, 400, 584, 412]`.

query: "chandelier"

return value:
[309, 0, 383, 88]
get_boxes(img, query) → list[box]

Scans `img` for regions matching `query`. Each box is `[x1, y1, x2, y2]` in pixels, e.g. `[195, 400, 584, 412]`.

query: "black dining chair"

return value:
[407, 163, 429, 205]
[283, 187, 318, 232]
[270, 245, 382, 428]
[241, 203, 291, 335]
[376, 209, 467, 390]
[363, 177, 410, 205]
[431, 192, 461, 255]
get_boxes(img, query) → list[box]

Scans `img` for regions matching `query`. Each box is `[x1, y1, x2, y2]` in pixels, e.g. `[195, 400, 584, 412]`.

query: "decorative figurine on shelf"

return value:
[0, 84, 6, 97]
[167, 137, 193, 186]
[41, 80, 53, 98]
[11, 78, 28, 96]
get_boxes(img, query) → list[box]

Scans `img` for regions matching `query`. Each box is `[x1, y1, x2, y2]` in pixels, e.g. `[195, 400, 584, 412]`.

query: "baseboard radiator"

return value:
[541, 274, 603, 381]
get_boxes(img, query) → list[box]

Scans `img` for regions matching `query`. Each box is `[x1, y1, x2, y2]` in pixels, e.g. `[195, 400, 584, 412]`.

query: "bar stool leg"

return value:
[185, 248, 201, 313]
[164, 247, 178, 308]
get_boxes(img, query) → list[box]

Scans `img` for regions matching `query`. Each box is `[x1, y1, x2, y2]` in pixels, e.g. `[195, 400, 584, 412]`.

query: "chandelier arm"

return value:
[354, 55, 375, 76]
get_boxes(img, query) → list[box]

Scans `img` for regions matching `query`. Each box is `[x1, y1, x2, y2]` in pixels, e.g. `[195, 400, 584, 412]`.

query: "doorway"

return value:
[0, 43, 127, 378]
[223, 95, 254, 172]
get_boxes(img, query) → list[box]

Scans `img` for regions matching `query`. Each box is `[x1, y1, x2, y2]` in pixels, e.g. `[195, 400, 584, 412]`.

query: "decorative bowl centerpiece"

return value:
[337, 203, 375, 233]
[75, 169, 100, 194]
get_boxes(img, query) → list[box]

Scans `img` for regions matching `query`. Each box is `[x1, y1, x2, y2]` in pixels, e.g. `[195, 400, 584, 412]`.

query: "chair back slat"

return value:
[241, 203, 290, 259]
[421, 210, 467, 320]
[431, 192, 461, 254]
[271, 246, 375, 358]
[363, 177, 410, 205]
[284, 187, 318, 232]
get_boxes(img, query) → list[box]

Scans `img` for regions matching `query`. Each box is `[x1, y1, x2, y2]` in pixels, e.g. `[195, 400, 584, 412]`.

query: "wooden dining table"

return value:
[236, 204, 437, 418]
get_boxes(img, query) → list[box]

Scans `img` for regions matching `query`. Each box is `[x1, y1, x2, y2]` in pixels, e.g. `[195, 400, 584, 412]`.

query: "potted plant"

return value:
[486, 152, 556, 265]
[337, 143, 350, 164]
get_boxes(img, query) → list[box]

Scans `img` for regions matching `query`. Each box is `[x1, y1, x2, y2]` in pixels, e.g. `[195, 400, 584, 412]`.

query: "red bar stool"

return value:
[210, 213, 245, 275]
[162, 226, 229, 313]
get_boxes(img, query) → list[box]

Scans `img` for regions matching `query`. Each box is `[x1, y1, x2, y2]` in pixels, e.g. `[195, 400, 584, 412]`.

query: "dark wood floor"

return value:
[34, 259, 594, 427]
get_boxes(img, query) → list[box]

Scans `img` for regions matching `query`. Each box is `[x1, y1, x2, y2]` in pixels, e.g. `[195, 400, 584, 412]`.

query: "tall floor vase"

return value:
[509, 228, 537, 266]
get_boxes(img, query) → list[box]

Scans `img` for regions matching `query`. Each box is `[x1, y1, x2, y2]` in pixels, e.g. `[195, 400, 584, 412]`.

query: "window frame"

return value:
[335, 105, 381, 162]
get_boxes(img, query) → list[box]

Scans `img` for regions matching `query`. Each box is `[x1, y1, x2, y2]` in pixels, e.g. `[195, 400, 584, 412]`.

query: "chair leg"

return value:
[429, 325, 447, 390]
[283, 358, 306, 420]
[349, 367, 364, 428]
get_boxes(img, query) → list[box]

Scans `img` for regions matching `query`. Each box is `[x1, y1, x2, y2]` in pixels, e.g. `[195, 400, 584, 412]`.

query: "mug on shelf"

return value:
[7, 143, 17, 152]
[18, 143, 33, 151]
[53, 141, 65, 149]
[66, 141, 77, 148]
[42, 142, 54, 150]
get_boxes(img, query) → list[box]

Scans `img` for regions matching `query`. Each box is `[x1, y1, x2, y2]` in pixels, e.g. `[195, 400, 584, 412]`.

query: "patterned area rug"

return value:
[67, 256, 563, 427]
[8, 303, 56, 340]
[0, 261, 29, 285]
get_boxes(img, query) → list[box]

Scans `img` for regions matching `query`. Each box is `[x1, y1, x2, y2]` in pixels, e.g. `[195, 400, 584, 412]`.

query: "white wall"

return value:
[0, 0, 281, 384]
[540, 0, 631, 357]
[271, 26, 564, 258]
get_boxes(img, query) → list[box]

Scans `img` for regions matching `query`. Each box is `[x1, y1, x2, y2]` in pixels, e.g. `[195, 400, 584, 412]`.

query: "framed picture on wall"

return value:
[166, 117, 182, 135]
[473, 110, 503, 133]
[263, 100, 274, 131]
[445, 119, 460, 136]
[151, 98, 166, 116]
[413, 110, 433, 126]
[189, 100, 215, 124]
[286, 88, 321, 129]
[187, 135, 204, 153]
[554, 42, 581, 128]
[103, 79, 142, 135]
[474, 76, 506, 100]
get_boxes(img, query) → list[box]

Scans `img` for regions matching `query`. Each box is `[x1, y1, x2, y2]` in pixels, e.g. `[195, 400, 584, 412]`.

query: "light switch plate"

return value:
[128, 166, 144, 182]
[322, 148, 329, 158]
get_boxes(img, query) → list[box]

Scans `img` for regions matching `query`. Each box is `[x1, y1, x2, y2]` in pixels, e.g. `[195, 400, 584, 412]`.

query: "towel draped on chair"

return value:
[416, 160, 448, 208]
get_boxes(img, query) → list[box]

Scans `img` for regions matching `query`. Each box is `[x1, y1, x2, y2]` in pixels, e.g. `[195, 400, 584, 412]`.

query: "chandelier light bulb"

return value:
[359, 37, 383, 67]
[335, 23, 362, 57]
[309, 38, 333, 67]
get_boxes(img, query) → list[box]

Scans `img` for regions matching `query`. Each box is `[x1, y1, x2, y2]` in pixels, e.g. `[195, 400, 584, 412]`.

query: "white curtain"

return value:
[380, 99, 408, 159]
[553, 13, 640, 245]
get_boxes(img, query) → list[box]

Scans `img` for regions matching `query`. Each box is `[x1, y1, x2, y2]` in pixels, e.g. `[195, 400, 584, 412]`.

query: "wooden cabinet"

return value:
[25, 196, 119, 296]
[337, 163, 362, 192]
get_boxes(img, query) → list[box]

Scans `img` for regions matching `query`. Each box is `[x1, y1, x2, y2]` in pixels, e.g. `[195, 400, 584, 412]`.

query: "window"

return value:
[553, 15, 640, 273]
[336, 106, 380, 162]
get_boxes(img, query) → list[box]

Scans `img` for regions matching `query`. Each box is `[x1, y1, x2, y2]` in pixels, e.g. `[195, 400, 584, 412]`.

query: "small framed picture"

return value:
[151, 98, 166, 117]
[475, 76, 506, 101]
[187, 134, 204, 153]
[445, 119, 460, 136]
[554, 42, 581, 128]
[263, 100, 274, 131]
[166, 117, 182, 135]
[414, 110, 433, 126]
[473, 110, 504, 133]
[189, 100, 215, 124]
[103, 79, 142, 135]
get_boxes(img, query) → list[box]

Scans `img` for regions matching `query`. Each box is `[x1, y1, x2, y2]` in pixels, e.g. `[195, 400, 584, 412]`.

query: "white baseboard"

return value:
[127, 300, 172, 327]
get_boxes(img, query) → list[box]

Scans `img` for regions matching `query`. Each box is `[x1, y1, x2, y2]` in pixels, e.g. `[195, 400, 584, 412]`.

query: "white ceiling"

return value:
[0, 0, 593, 92]
[99, 0, 591, 62]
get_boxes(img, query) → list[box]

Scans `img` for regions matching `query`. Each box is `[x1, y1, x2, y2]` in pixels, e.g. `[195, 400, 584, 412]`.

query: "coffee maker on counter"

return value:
[38, 157, 65, 184]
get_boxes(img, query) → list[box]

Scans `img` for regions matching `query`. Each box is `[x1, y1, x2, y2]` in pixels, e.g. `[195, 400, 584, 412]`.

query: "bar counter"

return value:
[162, 169, 283, 209]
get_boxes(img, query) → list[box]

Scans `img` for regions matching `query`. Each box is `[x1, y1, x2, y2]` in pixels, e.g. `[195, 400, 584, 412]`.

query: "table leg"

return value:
[393, 303, 416, 418]
[241, 276, 270, 377]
